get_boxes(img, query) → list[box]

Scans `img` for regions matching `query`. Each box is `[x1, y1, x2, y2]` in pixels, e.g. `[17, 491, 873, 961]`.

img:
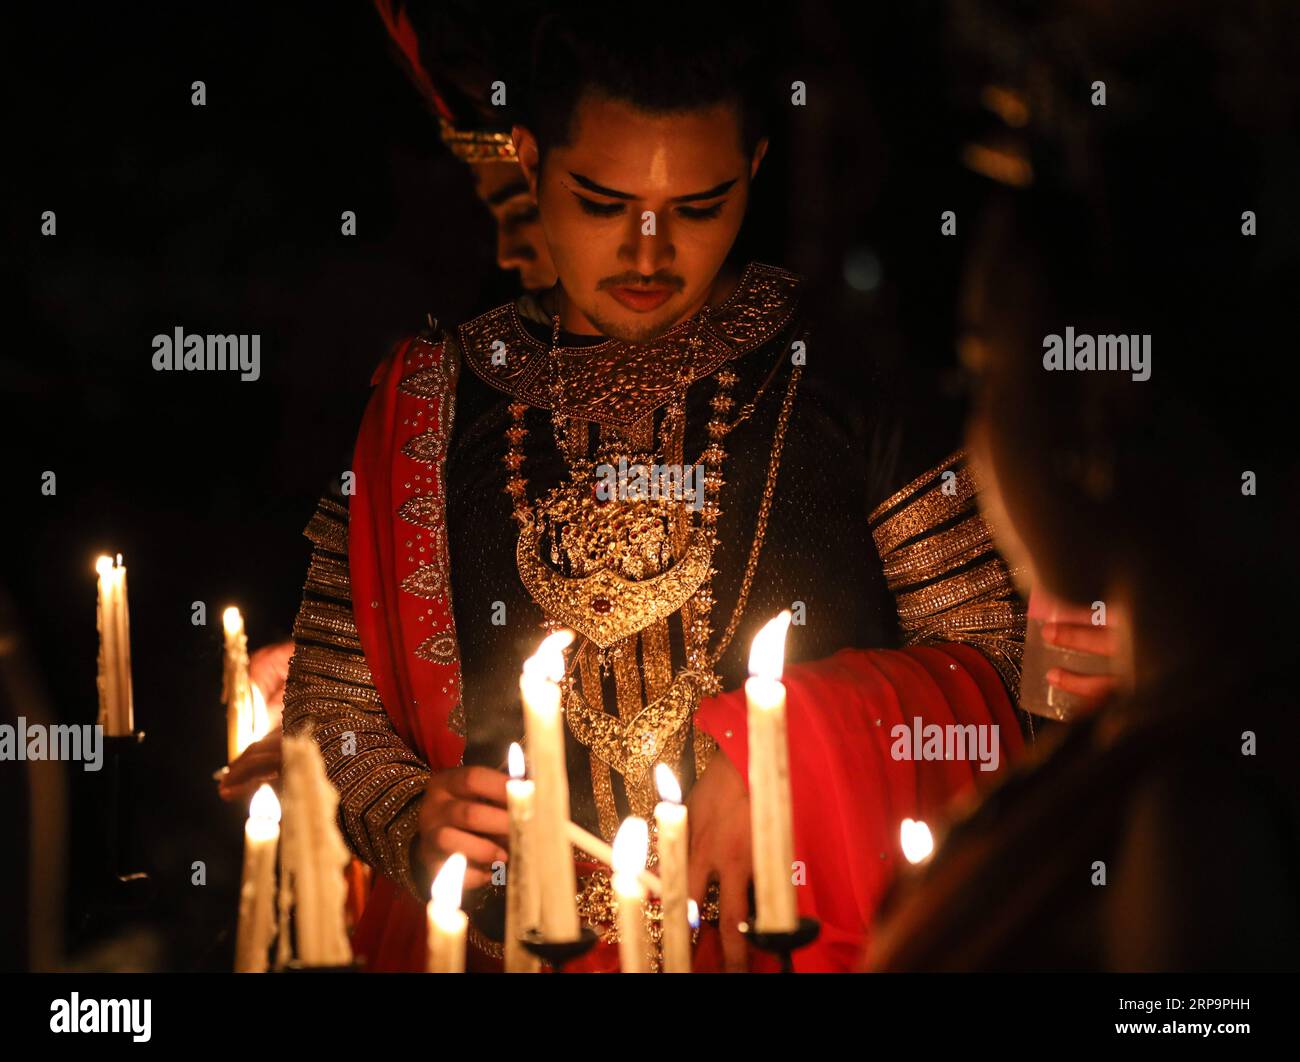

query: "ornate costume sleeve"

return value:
[282, 494, 431, 903]
[868, 448, 1025, 694]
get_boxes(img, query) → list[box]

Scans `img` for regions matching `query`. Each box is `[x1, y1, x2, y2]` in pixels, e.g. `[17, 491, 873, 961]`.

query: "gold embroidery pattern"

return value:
[414, 631, 458, 664]
[283, 497, 432, 903]
[515, 523, 714, 649]
[564, 672, 704, 783]
[397, 495, 445, 532]
[870, 449, 1026, 693]
[393, 336, 465, 740]
[457, 262, 801, 428]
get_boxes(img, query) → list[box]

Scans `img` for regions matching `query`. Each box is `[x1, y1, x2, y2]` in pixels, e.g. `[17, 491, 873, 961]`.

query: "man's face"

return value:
[470, 160, 558, 293]
[516, 95, 764, 341]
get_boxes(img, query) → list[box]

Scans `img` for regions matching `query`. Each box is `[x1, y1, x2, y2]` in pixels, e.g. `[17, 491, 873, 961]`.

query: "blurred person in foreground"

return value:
[870, 0, 1300, 970]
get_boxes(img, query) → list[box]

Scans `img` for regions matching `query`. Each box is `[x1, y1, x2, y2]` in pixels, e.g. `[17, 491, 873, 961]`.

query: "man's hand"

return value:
[687, 750, 753, 972]
[218, 726, 283, 802]
[1042, 621, 1119, 712]
[416, 767, 511, 891]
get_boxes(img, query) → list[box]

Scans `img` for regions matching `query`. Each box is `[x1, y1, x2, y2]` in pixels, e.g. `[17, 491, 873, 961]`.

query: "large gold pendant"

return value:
[515, 523, 714, 649]
[564, 670, 702, 781]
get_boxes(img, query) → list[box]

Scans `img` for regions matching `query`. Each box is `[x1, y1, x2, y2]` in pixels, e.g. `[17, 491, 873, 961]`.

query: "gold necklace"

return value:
[502, 313, 803, 695]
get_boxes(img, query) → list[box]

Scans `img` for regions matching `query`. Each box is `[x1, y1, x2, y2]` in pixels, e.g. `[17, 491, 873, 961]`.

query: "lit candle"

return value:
[566, 820, 664, 895]
[427, 853, 468, 973]
[234, 784, 280, 973]
[612, 817, 650, 973]
[654, 763, 690, 973]
[94, 554, 134, 737]
[746, 610, 798, 933]
[222, 606, 255, 762]
[519, 630, 580, 942]
[900, 818, 934, 864]
[505, 742, 540, 973]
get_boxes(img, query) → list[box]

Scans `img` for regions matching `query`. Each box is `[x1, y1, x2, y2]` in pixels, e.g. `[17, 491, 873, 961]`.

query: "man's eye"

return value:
[676, 202, 725, 220]
[574, 195, 624, 217]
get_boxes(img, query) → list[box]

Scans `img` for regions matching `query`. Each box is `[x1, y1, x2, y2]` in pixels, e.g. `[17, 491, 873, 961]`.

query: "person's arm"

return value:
[868, 449, 1025, 695]
[282, 493, 432, 902]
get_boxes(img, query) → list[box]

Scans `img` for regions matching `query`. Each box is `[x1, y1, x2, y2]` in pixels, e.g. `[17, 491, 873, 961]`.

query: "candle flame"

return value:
[900, 818, 934, 864]
[522, 628, 574, 683]
[249, 783, 281, 824]
[95, 555, 114, 576]
[251, 683, 270, 741]
[431, 852, 467, 915]
[222, 606, 244, 637]
[688, 898, 700, 930]
[747, 610, 792, 681]
[520, 629, 574, 715]
[508, 741, 525, 780]
[611, 817, 649, 877]
[654, 762, 681, 804]
[116, 552, 123, 567]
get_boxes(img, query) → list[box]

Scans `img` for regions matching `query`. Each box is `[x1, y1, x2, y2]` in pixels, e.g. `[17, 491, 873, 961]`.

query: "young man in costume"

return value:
[284, 11, 1026, 972]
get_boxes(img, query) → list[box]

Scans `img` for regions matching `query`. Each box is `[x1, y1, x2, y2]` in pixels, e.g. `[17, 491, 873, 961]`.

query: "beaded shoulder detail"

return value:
[455, 261, 801, 428]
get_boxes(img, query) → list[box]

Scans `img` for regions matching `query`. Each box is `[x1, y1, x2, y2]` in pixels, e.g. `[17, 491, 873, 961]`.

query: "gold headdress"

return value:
[374, 0, 533, 166]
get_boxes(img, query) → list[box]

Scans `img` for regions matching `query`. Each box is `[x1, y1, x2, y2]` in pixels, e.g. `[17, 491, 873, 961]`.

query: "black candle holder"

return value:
[520, 926, 599, 971]
[98, 730, 154, 907]
[740, 916, 820, 973]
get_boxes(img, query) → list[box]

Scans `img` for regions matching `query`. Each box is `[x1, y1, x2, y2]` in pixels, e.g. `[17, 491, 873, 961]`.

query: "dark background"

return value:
[4, 1, 980, 970]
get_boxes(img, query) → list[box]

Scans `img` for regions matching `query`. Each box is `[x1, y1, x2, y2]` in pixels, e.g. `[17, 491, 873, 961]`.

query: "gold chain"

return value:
[706, 359, 802, 667]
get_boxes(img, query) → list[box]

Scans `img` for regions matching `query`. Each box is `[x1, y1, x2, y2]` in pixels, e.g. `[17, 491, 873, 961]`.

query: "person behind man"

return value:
[218, 0, 560, 814]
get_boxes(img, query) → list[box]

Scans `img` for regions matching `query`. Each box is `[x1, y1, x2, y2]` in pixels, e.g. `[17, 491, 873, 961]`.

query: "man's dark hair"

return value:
[524, 8, 775, 161]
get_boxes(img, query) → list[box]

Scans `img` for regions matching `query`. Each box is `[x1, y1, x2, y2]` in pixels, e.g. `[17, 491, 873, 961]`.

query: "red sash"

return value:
[348, 337, 465, 972]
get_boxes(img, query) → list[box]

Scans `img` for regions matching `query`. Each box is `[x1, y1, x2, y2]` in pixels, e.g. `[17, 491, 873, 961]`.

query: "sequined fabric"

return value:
[282, 496, 431, 902]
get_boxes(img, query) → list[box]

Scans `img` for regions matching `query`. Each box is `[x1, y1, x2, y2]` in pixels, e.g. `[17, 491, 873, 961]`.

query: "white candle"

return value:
[427, 853, 468, 973]
[280, 734, 353, 967]
[746, 611, 798, 933]
[95, 554, 134, 737]
[505, 743, 540, 973]
[612, 817, 650, 973]
[234, 785, 280, 972]
[222, 605, 254, 764]
[520, 630, 580, 942]
[654, 763, 690, 973]
[565, 820, 664, 896]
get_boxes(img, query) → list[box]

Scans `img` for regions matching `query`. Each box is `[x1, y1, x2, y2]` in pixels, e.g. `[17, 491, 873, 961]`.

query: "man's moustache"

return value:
[597, 273, 684, 291]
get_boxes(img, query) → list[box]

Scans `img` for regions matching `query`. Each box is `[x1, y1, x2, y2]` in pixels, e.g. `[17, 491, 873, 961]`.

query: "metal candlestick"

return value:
[740, 916, 820, 973]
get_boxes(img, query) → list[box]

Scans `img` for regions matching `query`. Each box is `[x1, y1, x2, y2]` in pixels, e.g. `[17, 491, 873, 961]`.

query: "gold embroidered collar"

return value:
[456, 261, 801, 428]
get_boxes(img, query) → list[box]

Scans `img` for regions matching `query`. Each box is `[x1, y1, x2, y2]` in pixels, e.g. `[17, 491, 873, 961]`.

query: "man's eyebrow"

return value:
[568, 172, 737, 202]
[485, 179, 532, 207]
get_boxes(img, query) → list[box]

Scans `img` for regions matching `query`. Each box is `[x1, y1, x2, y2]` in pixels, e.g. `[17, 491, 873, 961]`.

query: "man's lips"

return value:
[608, 285, 674, 312]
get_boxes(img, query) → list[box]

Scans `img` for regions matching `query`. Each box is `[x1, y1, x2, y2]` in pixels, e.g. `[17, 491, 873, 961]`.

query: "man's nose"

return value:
[622, 211, 674, 274]
[496, 227, 534, 272]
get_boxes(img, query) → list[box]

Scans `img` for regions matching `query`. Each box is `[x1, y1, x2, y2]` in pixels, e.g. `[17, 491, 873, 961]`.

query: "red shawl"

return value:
[346, 337, 1023, 972]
